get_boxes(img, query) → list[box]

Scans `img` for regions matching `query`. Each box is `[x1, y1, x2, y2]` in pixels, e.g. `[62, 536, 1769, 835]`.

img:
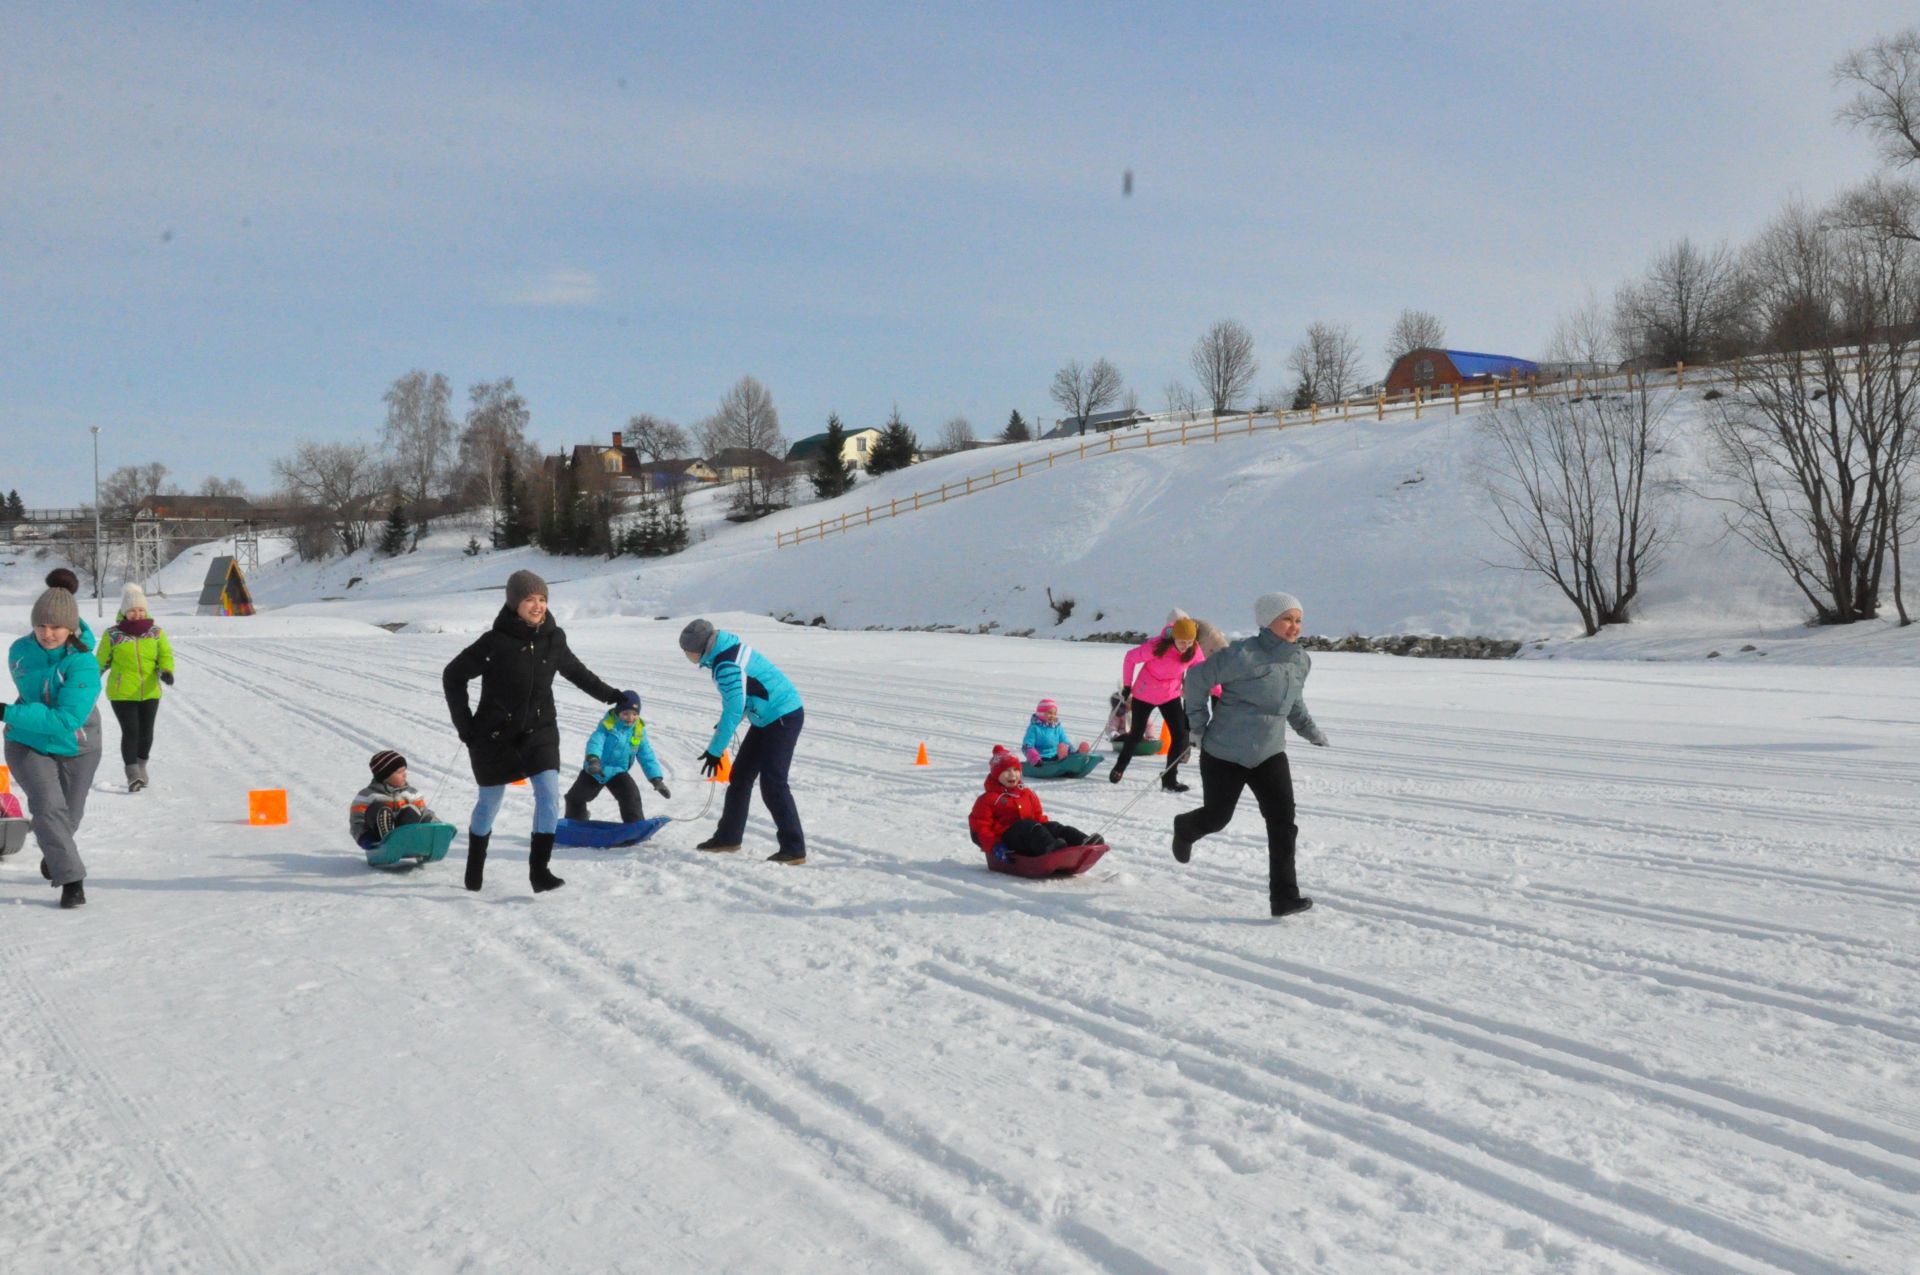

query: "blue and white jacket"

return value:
[698, 631, 802, 754]
[5, 633, 103, 758]
[584, 713, 664, 783]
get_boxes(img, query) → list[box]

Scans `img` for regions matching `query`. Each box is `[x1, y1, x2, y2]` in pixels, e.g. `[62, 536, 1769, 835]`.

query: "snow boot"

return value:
[126, 763, 145, 793]
[1270, 896, 1314, 919]
[529, 832, 564, 893]
[464, 832, 489, 892]
[696, 837, 741, 853]
[1160, 777, 1190, 794]
[1171, 821, 1195, 865]
[137, 761, 150, 788]
[60, 882, 86, 909]
[767, 849, 806, 865]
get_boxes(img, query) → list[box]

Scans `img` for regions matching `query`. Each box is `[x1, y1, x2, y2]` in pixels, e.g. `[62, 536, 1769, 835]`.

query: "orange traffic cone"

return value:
[248, 789, 288, 826]
[1157, 722, 1172, 755]
[510, 778, 529, 787]
[710, 750, 732, 783]
[914, 741, 930, 767]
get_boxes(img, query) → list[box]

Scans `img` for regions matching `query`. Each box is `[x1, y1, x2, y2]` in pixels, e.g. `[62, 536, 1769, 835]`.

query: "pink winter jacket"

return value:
[1122, 632, 1207, 706]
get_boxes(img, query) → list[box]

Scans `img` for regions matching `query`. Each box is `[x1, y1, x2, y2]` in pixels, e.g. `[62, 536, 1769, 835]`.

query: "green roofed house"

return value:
[786, 427, 883, 471]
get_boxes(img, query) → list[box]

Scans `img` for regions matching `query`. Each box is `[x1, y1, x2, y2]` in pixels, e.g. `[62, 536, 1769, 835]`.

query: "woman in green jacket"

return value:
[96, 583, 175, 792]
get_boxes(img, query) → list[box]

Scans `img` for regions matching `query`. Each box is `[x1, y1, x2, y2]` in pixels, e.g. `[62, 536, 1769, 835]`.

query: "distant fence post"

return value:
[1376, 392, 1384, 421]
[1453, 382, 1461, 414]
[1676, 361, 1685, 387]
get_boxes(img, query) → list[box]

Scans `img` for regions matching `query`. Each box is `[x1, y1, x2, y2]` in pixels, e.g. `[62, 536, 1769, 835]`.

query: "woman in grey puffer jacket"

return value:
[1172, 591, 1328, 917]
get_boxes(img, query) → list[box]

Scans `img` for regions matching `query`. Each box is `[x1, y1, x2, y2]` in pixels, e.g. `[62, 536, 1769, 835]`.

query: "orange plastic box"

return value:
[248, 789, 288, 825]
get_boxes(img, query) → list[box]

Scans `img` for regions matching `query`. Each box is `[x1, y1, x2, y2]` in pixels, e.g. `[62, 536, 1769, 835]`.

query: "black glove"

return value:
[159, 671, 175, 687]
[699, 751, 723, 777]
[585, 756, 603, 778]
[651, 778, 671, 798]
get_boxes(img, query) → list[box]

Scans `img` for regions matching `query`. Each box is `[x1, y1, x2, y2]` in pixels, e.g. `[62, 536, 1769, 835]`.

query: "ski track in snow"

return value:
[4, 624, 1917, 1273]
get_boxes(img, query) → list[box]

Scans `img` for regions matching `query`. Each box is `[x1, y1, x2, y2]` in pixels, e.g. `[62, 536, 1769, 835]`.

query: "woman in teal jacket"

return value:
[3, 587, 104, 907]
[679, 619, 807, 863]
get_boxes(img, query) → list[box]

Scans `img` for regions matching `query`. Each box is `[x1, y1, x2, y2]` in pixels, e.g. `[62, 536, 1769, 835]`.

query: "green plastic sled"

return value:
[1109, 737, 1164, 757]
[1024, 752, 1104, 780]
[366, 821, 456, 868]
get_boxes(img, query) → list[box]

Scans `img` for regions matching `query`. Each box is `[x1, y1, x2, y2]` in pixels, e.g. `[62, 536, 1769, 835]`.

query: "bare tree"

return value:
[198, 475, 249, 500]
[1049, 358, 1123, 433]
[1543, 288, 1618, 367]
[936, 415, 975, 453]
[1612, 239, 1751, 366]
[1475, 385, 1678, 636]
[626, 413, 689, 464]
[1837, 27, 1920, 169]
[382, 369, 455, 548]
[711, 376, 786, 518]
[272, 441, 384, 558]
[1286, 321, 1364, 405]
[1384, 309, 1447, 363]
[98, 463, 170, 516]
[1163, 380, 1201, 421]
[1709, 199, 1920, 624]
[455, 378, 537, 513]
[1189, 320, 1258, 414]
[1829, 175, 1920, 247]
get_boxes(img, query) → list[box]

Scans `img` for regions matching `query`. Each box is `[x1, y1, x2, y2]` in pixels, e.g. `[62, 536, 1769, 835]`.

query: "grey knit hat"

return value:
[505, 570, 548, 607]
[31, 587, 81, 632]
[678, 618, 716, 657]
[1254, 591, 1303, 629]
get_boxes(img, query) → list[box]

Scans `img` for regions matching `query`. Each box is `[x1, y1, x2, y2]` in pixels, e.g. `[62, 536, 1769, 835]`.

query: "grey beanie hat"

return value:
[505, 569, 548, 607]
[1254, 591, 1303, 629]
[31, 587, 81, 633]
[678, 618, 716, 657]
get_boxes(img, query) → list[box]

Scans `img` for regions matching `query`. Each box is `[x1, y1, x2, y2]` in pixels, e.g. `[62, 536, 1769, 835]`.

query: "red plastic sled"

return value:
[986, 841, 1110, 879]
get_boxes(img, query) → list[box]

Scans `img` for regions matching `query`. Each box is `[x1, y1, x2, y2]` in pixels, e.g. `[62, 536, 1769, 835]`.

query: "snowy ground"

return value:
[5, 611, 1917, 1273]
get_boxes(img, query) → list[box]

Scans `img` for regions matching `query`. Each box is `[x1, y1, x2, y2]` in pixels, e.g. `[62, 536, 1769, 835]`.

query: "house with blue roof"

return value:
[1385, 348, 1540, 395]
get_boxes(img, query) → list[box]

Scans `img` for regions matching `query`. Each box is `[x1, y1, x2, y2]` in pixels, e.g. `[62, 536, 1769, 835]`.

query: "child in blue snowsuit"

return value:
[678, 619, 807, 863]
[1022, 697, 1092, 765]
[563, 690, 669, 823]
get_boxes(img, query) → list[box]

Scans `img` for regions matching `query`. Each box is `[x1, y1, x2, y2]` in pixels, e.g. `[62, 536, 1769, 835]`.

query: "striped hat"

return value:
[368, 750, 408, 782]
[1035, 698, 1059, 717]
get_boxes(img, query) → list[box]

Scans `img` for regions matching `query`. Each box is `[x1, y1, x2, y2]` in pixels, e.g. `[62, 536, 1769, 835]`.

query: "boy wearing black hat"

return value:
[350, 750, 438, 851]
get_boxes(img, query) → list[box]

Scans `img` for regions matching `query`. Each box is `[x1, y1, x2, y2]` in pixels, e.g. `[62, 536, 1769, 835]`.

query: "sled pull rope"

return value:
[1087, 752, 1186, 847]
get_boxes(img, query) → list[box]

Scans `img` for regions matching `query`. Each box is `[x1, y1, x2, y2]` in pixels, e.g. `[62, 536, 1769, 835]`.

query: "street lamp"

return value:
[90, 426, 101, 619]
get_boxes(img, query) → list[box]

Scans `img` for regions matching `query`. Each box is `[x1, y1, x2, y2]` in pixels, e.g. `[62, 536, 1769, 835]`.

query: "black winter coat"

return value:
[443, 607, 621, 787]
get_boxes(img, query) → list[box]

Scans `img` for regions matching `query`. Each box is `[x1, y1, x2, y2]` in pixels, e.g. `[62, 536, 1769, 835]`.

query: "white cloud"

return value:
[502, 267, 602, 307]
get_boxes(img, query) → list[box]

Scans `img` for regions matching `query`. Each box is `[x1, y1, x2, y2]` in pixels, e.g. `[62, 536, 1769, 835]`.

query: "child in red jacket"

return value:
[969, 747, 1100, 859]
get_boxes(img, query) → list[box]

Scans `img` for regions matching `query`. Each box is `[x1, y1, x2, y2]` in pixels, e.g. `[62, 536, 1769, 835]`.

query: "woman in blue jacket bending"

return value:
[678, 619, 806, 864]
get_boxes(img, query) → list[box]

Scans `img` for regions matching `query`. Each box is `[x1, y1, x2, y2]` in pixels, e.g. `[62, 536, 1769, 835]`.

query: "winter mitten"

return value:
[1076, 741, 1091, 754]
[1023, 746, 1041, 765]
[699, 751, 723, 777]
[1306, 729, 1330, 747]
[651, 778, 671, 799]
[1055, 743, 1069, 759]
[585, 755, 603, 778]
[159, 671, 174, 686]
[370, 805, 398, 841]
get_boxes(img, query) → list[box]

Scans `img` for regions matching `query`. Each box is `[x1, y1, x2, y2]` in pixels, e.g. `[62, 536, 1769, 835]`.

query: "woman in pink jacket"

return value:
[1111, 612, 1206, 791]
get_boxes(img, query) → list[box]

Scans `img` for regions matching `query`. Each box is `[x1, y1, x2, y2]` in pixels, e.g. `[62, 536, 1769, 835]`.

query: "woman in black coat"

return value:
[443, 570, 621, 894]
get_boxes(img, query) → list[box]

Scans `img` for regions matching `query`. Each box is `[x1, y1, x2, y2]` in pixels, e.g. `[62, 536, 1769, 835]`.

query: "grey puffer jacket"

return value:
[1182, 628, 1325, 768]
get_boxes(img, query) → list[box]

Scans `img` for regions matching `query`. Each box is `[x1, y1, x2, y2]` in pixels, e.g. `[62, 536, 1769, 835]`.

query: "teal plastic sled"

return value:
[366, 821, 456, 867]
[1024, 752, 1104, 780]
[1110, 737, 1163, 757]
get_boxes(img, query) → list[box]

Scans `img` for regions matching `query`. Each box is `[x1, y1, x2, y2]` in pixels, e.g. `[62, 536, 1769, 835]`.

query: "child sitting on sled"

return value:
[564, 690, 670, 824]
[969, 747, 1101, 859]
[350, 750, 438, 851]
[1022, 697, 1094, 765]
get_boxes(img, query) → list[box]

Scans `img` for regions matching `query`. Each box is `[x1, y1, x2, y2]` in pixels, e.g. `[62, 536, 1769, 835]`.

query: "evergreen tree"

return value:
[1290, 376, 1314, 411]
[493, 455, 532, 549]
[378, 503, 410, 556]
[464, 536, 483, 557]
[1002, 410, 1030, 442]
[810, 413, 857, 499]
[866, 406, 918, 475]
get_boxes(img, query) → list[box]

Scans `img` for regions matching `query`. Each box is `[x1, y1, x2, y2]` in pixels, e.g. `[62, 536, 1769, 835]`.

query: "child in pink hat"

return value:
[1021, 697, 1093, 765]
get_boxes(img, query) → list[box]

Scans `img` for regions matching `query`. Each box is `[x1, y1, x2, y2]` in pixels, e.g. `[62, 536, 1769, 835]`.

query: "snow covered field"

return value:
[5, 611, 1918, 1273]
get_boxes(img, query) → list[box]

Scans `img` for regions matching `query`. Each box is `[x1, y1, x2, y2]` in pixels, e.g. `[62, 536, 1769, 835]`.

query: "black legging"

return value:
[110, 699, 160, 766]
[1173, 751, 1300, 904]
[563, 770, 644, 823]
[1112, 697, 1189, 783]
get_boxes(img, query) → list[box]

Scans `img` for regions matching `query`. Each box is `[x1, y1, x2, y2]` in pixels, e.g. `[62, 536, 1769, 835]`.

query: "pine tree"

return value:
[464, 536, 483, 557]
[866, 407, 918, 475]
[493, 455, 531, 549]
[810, 413, 857, 499]
[378, 503, 410, 556]
[1002, 410, 1030, 442]
[1290, 376, 1314, 411]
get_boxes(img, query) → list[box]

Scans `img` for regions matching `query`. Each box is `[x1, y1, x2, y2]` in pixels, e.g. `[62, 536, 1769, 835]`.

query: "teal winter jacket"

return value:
[4, 632, 104, 758]
[698, 632, 803, 754]
[584, 713, 664, 783]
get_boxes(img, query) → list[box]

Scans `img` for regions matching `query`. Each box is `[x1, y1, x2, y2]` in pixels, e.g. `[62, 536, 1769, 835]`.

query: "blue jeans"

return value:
[715, 708, 804, 855]
[469, 769, 562, 837]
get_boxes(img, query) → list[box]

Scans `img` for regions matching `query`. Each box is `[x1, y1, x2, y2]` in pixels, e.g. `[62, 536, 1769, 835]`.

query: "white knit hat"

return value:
[120, 583, 150, 614]
[1254, 592, 1302, 629]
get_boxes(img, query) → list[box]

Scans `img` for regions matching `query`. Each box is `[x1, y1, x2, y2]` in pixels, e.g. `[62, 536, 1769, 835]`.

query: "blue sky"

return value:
[5, 0, 1914, 504]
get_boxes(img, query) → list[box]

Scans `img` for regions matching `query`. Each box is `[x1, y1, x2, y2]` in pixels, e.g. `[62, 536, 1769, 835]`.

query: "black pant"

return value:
[1112, 697, 1189, 784]
[717, 708, 805, 856]
[564, 770, 644, 822]
[1002, 818, 1094, 857]
[110, 699, 160, 766]
[1174, 751, 1300, 903]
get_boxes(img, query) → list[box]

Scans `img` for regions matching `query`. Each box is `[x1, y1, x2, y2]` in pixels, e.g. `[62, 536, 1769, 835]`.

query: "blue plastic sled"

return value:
[555, 816, 670, 849]
[986, 841, 1111, 879]
[1024, 752, 1104, 780]
[366, 821, 456, 868]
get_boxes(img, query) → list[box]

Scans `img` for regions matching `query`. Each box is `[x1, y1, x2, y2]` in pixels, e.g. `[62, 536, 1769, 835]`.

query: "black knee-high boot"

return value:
[529, 832, 564, 893]
[1270, 822, 1303, 910]
[465, 832, 489, 892]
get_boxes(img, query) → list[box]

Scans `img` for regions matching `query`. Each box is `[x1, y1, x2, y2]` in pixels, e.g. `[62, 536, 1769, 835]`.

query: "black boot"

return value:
[696, 836, 741, 852]
[529, 832, 564, 893]
[1269, 822, 1303, 914]
[464, 832, 489, 892]
[1271, 896, 1314, 918]
[1160, 772, 1189, 793]
[60, 882, 86, 909]
[1171, 816, 1195, 865]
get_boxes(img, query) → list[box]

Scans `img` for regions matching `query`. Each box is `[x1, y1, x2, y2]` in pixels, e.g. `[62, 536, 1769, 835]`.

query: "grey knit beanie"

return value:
[1254, 591, 1303, 629]
[31, 587, 81, 632]
[505, 570, 548, 607]
[678, 618, 716, 657]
